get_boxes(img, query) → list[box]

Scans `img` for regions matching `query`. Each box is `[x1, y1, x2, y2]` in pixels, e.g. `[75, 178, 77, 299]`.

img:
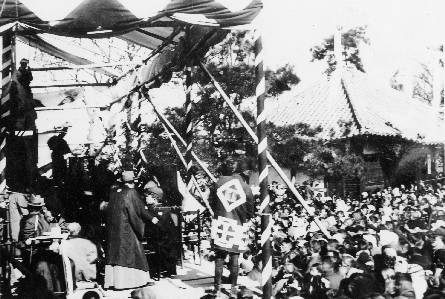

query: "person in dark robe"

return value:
[17, 58, 33, 92]
[47, 130, 71, 186]
[104, 171, 159, 290]
[7, 59, 37, 190]
[207, 160, 255, 297]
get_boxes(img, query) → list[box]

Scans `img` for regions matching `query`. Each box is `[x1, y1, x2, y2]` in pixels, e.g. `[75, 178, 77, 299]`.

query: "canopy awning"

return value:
[1, 0, 262, 90]
[0, 0, 262, 39]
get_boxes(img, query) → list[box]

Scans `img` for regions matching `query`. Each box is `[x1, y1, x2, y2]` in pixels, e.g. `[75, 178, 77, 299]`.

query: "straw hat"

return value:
[144, 181, 164, 200]
[122, 170, 135, 182]
[379, 230, 399, 247]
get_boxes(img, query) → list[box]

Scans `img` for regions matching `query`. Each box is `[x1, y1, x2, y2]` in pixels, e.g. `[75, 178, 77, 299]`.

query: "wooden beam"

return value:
[136, 29, 178, 45]
[31, 82, 110, 89]
[143, 21, 178, 27]
[35, 106, 105, 111]
[114, 26, 182, 83]
[31, 62, 141, 72]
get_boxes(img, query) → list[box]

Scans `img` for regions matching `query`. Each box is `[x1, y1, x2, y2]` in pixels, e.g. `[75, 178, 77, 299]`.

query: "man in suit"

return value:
[144, 182, 180, 277]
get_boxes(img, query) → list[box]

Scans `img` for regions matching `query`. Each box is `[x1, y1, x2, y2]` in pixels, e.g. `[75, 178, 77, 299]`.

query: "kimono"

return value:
[104, 185, 155, 290]
[210, 174, 254, 254]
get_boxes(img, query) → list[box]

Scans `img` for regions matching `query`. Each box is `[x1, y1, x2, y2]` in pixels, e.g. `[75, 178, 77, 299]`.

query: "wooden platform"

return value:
[93, 261, 261, 299]
[4, 260, 261, 299]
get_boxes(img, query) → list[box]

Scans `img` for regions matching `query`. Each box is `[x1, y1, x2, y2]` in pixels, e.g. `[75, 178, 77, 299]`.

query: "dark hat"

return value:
[357, 251, 373, 265]
[28, 194, 44, 207]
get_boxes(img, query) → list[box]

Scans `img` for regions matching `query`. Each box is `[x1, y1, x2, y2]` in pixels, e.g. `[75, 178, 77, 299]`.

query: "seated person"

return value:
[18, 194, 50, 243]
[62, 223, 98, 282]
[18, 194, 66, 294]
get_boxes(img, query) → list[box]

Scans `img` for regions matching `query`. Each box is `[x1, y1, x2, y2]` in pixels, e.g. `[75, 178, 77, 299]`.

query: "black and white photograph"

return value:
[2, 1, 445, 299]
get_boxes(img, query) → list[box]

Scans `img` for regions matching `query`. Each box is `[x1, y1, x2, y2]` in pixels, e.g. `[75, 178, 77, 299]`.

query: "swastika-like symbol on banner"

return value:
[216, 179, 246, 212]
[211, 216, 248, 251]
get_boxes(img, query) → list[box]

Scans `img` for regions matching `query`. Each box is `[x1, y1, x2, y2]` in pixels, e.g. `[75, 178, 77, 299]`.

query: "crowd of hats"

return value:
[242, 180, 445, 298]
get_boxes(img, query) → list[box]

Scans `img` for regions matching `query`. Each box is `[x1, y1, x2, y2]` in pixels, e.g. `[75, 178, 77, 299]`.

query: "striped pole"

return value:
[0, 31, 13, 193]
[0, 29, 13, 297]
[255, 30, 271, 298]
[184, 66, 194, 187]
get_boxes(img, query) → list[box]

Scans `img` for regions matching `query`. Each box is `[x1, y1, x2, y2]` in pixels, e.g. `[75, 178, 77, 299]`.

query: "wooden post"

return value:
[0, 30, 13, 193]
[441, 45, 445, 176]
[0, 28, 14, 297]
[184, 66, 194, 188]
[254, 29, 272, 299]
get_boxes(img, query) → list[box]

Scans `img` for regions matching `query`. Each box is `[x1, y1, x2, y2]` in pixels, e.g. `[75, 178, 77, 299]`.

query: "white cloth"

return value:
[104, 265, 151, 290]
[288, 225, 307, 239]
[63, 237, 98, 282]
[332, 233, 345, 244]
[379, 230, 399, 247]
[408, 264, 427, 299]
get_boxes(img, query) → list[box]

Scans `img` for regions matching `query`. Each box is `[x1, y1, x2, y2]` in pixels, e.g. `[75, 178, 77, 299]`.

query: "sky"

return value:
[260, 0, 445, 83]
[16, 0, 445, 91]
[17, 0, 445, 86]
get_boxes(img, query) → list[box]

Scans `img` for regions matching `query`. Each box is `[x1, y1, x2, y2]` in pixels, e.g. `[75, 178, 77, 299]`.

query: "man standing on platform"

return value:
[209, 161, 255, 298]
[104, 170, 159, 290]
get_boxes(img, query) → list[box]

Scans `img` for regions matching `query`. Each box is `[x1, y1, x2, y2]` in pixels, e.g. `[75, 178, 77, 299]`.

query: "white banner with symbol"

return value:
[211, 216, 249, 252]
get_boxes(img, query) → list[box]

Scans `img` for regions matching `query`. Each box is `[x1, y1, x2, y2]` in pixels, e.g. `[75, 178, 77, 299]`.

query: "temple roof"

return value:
[267, 69, 445, 144]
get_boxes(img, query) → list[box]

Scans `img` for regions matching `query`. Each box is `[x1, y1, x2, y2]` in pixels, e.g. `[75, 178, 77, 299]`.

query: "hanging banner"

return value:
[211, 216, 249, 252]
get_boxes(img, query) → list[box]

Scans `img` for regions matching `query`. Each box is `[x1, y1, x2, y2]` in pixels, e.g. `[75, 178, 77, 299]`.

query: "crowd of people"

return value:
[228, 180, 445, 299]
[4, 153, 445, 299]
